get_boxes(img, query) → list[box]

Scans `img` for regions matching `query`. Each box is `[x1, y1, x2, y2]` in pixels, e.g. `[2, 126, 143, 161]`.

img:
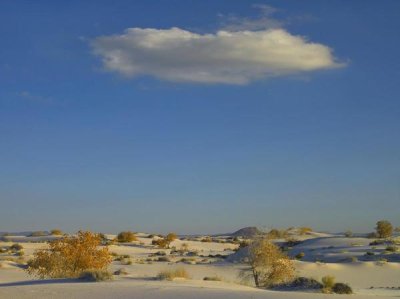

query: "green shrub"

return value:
[79, 270, 113, 282]
[332, 282, 353, 294]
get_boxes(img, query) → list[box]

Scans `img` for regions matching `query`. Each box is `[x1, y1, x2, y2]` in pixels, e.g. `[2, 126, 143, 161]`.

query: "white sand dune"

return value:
[1, 232, 400, 298]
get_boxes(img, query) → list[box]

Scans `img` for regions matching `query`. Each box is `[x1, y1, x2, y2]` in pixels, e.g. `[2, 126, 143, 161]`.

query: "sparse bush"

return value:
[365, 251, 375, 256]
[299, 227, 312, 235]
[79, 269, 113, 282]
[344, 230, 353, 238]
[201, 236, 212, 242]
[385, 245, 398, 252]
[26, 231, 112, 278]
[10, 243, 23, 251]
[16, 250, 24, 256]
[376, 220, 393, 238]
[157, 256, 170, 262]
[152, 238, 169, 248]
[166, 233, 177, 242]
[246, 237, 295, 288]
[322, 275, 335, 290]
[29, 231, 48, 237]
[276, 277, 323, 290]
[332, 282, 353, 294]
[295, 252, 305, 260]
[266, 229, 288, 239]
[157, 268, 189, 280]
[203, 276, 222, 281]
[50, 229, 63, 236]
[116, 231, 137, 243]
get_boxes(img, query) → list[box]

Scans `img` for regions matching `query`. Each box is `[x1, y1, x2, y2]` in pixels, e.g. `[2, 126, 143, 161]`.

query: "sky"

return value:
[0, 0, 399, 234]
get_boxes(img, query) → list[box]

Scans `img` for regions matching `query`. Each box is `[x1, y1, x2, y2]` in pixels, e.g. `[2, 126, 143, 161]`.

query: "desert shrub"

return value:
[201, 236, 212, 242]
[385, 245, 398, 252]
[277, 277, 323, 290]
[350, 256, 358, 262]
[295, 252, 305, 260]
[376, 220, 393, 238]
[16, 250, 24, 256]
[246, 237, 295, 288]
[332, 282, 353, 294]
[157, 256, 170, 262]
[114, 268, 128, 275]
[239, 240, 251, 248]
[10, 243, 23, 251]
[79, 269, 113, 282]
[152, 238, 169, 248]
[157, 268, 189, 280]
[26, 231, 112, 278]
[299, 227, 312, 235]
[365, 251, 375, 256]
[116, 231, 137, 243]
[29, 231, 48, 237]
[50, 229, 63, 236]
[344, 230, 353, 238]
[266, 229, 288, 239]
[203, 276, 222, 281]
[322, 275, 335, 291]
[166, 233, 177, 242]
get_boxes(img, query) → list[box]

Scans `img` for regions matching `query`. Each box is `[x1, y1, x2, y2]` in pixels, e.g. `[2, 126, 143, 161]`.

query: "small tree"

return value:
[375, 220, 393, 238]
[26, 231, 111, 278]
[246, 237, 295, 288]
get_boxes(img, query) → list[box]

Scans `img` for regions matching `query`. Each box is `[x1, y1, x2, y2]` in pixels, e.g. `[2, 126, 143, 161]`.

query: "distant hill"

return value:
[230, 227, 261, 237]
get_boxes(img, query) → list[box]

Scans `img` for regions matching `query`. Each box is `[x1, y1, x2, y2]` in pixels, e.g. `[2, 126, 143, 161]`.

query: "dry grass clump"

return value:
[79, 269, 113, 282]
[116, 231, 137, 243]
[157, 268, 190, 280]
[26, 231, 112, 278]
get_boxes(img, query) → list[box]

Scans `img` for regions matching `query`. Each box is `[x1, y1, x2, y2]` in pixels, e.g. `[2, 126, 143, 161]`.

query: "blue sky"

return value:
[0, 1, 399, 234]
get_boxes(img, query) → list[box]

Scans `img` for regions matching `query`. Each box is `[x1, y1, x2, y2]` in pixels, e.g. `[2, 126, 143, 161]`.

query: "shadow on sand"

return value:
[0, 278, 77, 287]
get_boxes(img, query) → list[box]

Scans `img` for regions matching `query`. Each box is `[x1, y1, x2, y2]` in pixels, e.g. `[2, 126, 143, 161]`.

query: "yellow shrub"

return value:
[26, 231, 112, 278]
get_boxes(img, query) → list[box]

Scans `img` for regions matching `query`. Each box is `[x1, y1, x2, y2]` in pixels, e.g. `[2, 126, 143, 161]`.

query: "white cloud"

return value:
[92, 27, 342, 84]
